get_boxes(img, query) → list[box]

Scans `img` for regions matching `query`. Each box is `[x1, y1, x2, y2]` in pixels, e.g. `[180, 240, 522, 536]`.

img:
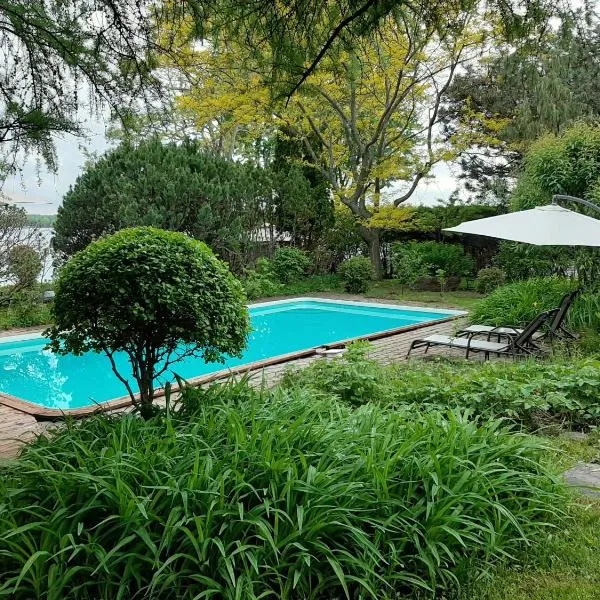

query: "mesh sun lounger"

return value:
[407, 309, 558, 360]
[456, 290, 580, 342]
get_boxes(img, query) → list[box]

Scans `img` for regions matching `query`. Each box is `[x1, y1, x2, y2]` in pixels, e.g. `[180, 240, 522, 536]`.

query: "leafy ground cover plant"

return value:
[0, 384, 565, 599]
[282, 345, 600, 430]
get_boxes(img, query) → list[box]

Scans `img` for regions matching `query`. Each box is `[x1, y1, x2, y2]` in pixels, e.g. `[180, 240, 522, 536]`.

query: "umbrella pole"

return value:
[552, 195, 600, 216]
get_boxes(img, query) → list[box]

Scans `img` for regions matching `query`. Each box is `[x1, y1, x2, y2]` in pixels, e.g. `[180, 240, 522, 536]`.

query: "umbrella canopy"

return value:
[443, 204, 600, 246]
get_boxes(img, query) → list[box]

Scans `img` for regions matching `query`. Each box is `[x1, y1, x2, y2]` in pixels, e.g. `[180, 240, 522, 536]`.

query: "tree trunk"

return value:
[137, 362, 155, 420]
[359, 225, 383, 279]
[369, 233, 382, 279]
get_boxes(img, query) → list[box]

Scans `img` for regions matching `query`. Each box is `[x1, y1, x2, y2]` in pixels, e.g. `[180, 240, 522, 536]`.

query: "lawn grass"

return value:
[470, 500, 600, 600]
[467, 433, 600, 600]
[364, 280, 482, 311]
[261, 274, 483, 311]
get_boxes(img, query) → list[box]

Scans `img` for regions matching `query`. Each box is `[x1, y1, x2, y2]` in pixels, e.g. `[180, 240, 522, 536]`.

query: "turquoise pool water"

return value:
[0, 300, 456, 410]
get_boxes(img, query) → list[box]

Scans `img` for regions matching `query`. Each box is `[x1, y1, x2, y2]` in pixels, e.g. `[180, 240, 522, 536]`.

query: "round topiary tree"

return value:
[45, 227, 250, 418]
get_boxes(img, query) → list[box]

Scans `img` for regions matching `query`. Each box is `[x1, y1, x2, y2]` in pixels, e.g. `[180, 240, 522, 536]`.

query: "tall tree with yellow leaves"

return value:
[164, 4, 498, 275]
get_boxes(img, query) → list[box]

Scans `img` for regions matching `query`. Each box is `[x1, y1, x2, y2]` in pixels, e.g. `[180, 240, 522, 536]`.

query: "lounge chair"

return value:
[457, 290, 580, 343]
[406, 309, 558, 360]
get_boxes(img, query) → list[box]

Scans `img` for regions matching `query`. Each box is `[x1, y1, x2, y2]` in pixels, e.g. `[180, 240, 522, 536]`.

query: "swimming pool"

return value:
[0, 298, 462, 412]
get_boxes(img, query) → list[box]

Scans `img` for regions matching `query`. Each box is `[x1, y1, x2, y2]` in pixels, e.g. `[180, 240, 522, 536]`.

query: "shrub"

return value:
[0, 385, 565, 599]
[282, 350, 600, 430]
[390, 242, 429, 288]
[475, 267, 506, 294]
[271, 247, 312, 283]
[391, 241, 475, 282]
[0, 295, 52, 329]
[339, 256, 373, 293]
[469, 277, 576, 327]
[495, 242, 577, 281]
[282, 341, 385, 405]
[53, 139, 273, 271]
[45, 227, 249, 417]
[242, 270, 284, 300]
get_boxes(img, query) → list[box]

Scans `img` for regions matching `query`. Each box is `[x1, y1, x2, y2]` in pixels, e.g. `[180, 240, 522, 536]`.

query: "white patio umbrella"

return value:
[443, 198, 600, 246]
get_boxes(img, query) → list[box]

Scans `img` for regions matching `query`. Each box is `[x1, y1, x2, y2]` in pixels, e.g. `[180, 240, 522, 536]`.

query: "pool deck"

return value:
[0, 296, 467, 459]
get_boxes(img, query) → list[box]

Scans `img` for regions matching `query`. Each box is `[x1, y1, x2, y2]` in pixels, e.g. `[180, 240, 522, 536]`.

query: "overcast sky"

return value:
[2, 115, 458, 215]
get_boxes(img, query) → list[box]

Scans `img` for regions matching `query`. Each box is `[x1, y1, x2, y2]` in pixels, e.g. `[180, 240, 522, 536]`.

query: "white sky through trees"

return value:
[2, 114, 457, 215]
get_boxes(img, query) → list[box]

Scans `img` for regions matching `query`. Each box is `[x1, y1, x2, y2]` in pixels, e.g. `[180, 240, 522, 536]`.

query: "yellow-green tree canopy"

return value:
[161, 4, 501, 273]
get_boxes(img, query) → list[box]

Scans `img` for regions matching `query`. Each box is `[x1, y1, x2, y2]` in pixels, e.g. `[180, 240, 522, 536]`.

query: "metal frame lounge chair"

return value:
[406, 309, 558, 360]
[456, 290, 580, 343]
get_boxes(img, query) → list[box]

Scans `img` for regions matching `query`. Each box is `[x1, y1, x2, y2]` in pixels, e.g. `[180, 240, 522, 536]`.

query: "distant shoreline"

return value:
[26, 214, 56, 227]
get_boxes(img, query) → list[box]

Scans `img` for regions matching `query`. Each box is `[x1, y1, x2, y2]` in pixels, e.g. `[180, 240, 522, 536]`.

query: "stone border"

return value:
[0, 298, 465, 420]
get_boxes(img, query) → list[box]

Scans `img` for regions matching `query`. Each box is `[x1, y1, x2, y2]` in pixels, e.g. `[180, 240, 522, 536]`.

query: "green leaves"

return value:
[0, 383, 566, 598]
[54, 139, 271, 270]
[469, 277, 576, 328]
[45, 227, 250, 413]
[391, 241, 476, 283]
[339, 257, 373, 293]
[282, 346, 600, 431]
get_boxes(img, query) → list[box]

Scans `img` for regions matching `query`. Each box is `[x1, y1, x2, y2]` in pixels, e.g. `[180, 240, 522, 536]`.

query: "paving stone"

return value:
[564, 462, 600, 497]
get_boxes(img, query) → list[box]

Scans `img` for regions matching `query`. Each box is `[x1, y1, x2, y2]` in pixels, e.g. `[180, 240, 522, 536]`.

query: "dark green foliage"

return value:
[0, 295, 51, 329]
[242, 266, 284, 301]
[311, 206, 367, 272]
[497, 242, 600, 290]
[512, 122, 600, 211]
[475, 267, 506, 294]
[242, 250, 315, 298]
[469, 277, 576, 327]
[391, 242, 475, 281]
[271, 131, 333, 248]
[0, 383, 566, 599]
[339, 256, 373, 293]
[271, 247, 312, 283]
[496, 242, 574, 281]
[505, 123, 600, 287]
[46, 227, 249, 416]
[282, 346, 600, 430]
[7, 245, 41, 289]
[54, 139, 270, 270]
[390, 242, 430, 289]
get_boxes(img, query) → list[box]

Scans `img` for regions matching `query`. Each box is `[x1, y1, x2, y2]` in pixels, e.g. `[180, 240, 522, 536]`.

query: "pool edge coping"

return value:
[0, 298, 466, 420]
